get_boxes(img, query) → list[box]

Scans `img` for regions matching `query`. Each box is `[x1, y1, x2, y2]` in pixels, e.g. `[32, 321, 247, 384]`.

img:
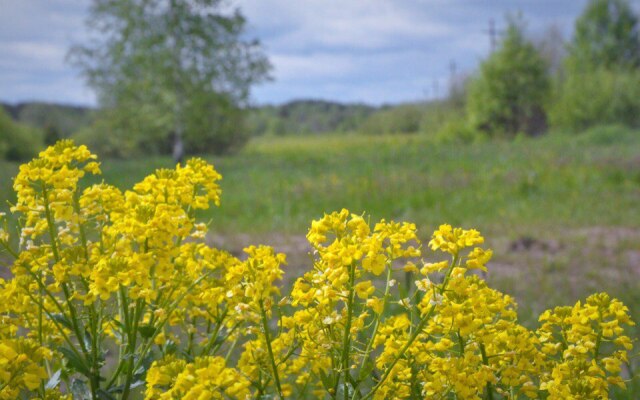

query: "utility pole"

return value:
[448, 59, 457, 97]
[432, 78, 440, 100]
[484, 18, 498, 53]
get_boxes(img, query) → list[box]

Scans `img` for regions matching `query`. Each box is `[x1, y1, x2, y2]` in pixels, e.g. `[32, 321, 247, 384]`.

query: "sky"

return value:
[0, 0, 611, 107]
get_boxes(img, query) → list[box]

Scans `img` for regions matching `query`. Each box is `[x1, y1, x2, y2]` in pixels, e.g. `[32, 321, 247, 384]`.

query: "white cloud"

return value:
[270, 53, 357, 82]
[240, 0, 452, 52]
[1, 0, 592, 105]
[0, 41, 67, 68]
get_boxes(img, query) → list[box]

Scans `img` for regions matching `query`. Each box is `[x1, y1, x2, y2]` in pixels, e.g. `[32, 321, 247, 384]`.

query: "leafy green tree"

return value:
[0, 108, 42, 161]
[567, 0, 640, 71]
[551, 0, 640, 131]
[467, 18, 550, 137]
[550, 66, 640, 130]
[44, 123, 61, 146]
[69, 0, 271, 161]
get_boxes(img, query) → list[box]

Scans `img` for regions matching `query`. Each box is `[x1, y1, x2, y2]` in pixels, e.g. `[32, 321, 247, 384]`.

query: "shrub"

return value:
[0, 141, 635, 399]
[359, 104, 424, 135]
[467, 18, 550, 137]
[0, 108, 42, 161]
[575, 124, 639, 146]
[550, 68, 640, 131]
[435, 118, 482, 144]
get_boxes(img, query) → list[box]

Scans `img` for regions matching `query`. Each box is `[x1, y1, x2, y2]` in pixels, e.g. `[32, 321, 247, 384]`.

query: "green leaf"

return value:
[51, 313, 73, 330]
[96, 389, 117, 400]
[163, 339, 177, 355]
[59, 347, 91, 377]
[137, 324, 156, 339]
[318, 369, 334, 392]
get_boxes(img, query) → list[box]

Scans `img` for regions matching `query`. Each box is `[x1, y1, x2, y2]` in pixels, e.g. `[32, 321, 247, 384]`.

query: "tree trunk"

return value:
[170, 0, 185, 165]
[172, 126, 184, 164]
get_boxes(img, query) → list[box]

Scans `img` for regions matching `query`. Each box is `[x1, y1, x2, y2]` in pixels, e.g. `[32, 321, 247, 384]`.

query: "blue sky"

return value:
[0, 0, 603, 106]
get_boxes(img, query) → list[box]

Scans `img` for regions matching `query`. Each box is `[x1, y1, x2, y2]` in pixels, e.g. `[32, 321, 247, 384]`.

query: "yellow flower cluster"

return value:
[537, 293, 635, 398]
[145, 356, 251, 399]
[0, 141, 635, 399]
[0, 336, 50, 399]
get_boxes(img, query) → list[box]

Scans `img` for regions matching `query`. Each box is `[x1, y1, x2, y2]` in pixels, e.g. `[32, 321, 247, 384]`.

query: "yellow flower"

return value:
[429, 224, 484, 255]
[355, 280, 375, 299]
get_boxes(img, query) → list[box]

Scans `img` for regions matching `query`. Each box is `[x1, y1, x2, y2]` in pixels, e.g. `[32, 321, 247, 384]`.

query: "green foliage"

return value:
[184, 91, 247, 155]
[248, 100, 376, 136]
[72, 107, 167, 159]
[57, 128, 638, 236]
[575, 124, 640, 146]
[551, 1, 640, 131]
[44, 124, 61, 146]
[467, 18, 550, 137]
[567, 0, 640, 71]
[0, 108, 42, 161]
[359, 104, 424, 135]
[69, 0, 271, 159]
[1, 102, 94, 138]
[550, 68, 640, 130]
[434, 118, 481, 144]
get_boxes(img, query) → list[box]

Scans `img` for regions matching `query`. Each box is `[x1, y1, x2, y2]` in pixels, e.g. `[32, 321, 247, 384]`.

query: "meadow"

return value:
[2, 126, 639, 297]
[130, 128, 640, 326]
[0, 126, 639, 397]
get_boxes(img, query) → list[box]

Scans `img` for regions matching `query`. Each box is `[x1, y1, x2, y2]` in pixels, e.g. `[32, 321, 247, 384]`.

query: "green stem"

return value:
[24, 290, 86, 366]
[362, 256, 458, 400]
[121, 299, 143, 400]
[200, 309, 228, 356]
[340, 263, 357, 400]
[42, 185, 60, 262]
[479, 343, 494, 400]
[457, 330, 465, 354]
[129, 273, 209, 376]
[259, 300, 284, 399]
[355, 264, 393, 387]
[75, 194, 102, 396]
[594, 309, 603, 361]
[43, 187, 99, 397]
[37, 272, 46, 397]
[0, 240, 19, 259]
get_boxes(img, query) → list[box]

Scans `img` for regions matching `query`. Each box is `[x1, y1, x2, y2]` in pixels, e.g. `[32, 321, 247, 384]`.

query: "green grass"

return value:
[43, 128, 634, 237]
[1, 127, 639, 395]
[4, 128, 637, 236]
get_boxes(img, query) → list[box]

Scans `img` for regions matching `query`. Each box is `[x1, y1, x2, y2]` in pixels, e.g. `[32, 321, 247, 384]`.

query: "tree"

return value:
[69, 0, 271, 161]
[550, 0, 640, 131]
[467, 17, 550, 137]
[0, 108, 42, 161]
[535, 24, 567, 79]
[567, 0, 640, 71]
[44, 123, 61, 146]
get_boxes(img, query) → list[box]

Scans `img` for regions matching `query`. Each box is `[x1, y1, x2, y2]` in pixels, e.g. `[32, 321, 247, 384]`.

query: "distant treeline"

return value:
[2, 0, 640, 160]
[0, 99, 450, 160]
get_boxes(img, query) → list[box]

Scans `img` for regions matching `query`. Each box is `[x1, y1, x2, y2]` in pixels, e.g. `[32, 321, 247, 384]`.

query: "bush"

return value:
[359, 104, 425, 135]
[0, 108, 42, 161]
[435, 118, 482, 144]
[574, 124, 638, 145]
[550, 68, 640, 131]
[467, 18, 550, 137]
[72, 106, 170, 159]
[0, 141, 635, 399]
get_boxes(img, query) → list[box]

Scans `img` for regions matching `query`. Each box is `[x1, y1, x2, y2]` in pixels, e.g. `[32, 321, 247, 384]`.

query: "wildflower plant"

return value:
[0, 141, 635, 399]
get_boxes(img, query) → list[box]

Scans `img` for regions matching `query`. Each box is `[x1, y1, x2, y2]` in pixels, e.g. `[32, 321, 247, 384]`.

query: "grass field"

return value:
[213, 127, 640, 393]
[3, 126, 638, 234]
[1, 126, 639, 393]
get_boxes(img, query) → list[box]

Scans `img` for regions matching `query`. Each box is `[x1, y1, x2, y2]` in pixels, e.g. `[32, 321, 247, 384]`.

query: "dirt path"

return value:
[209, 226, 640, 323]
